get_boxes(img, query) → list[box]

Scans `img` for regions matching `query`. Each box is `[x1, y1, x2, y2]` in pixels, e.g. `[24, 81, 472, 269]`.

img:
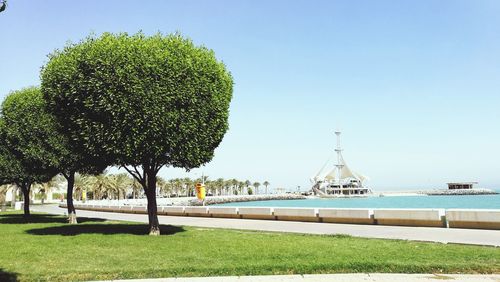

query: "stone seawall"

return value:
[377, 188, 498, 197]
[189, 194, 306, 206]
[424, 189, 498, 196]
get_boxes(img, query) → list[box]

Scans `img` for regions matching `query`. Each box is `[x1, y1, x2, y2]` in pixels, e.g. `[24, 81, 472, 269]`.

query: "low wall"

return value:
[446, 209, 500, 230]
[59, 203, 500, 230]
[373, 209, 445, 227]
[319, 208, 374, 224]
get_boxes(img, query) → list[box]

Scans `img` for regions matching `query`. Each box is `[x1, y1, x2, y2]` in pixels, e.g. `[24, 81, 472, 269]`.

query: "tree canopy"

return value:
[41, 32, 233, 234]
[1, 87, 64, 178]
[41, 32, 233, 172]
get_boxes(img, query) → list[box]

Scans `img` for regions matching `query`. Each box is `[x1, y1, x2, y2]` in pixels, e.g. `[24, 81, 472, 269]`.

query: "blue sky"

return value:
[1, 1, 499, 191]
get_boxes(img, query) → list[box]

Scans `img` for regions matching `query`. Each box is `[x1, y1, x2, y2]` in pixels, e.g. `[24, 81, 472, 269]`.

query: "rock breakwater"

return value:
[424, 188, 498, 196]
[188, 194, 306, 206]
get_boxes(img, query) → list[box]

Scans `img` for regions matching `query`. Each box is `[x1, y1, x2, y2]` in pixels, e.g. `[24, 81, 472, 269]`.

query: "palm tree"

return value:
[10, 185, 17, 208]
[174, 178, 183, 197]
[230, 179, 238, 195]
[131, 179, 143, 199]
[253, 182, 261, 195]
[263, 181, 270, 194]
[110, 173, 132, 200]
[0, 184, 10, 211]
[88, 174, 114, 200]
[215, 178, 224, 196]
[238, 181, 245, 195]
[223, 180, 232, 196]
[166, 179, 176, 197]
[184, 177, 193, 197]
[73, 174, 91, 202]
[156, 176, 166, 197]
[34, 176, 59, 204]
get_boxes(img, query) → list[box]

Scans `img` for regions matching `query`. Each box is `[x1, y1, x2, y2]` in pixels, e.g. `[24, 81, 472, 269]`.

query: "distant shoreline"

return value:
[374, 188, 498, 197]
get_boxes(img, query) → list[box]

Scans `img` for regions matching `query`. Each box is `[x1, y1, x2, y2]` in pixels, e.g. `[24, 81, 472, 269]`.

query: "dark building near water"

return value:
[447, 182, 477, 190]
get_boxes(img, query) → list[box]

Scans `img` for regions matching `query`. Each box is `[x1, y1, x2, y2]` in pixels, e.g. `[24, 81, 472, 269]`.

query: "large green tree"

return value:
[41, 32, 233, 235]
[0, 87, 104, 223]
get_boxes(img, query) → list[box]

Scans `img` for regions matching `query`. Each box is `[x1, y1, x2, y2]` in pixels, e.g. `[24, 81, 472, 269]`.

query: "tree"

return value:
[263, 181, 270, 194]
[215, 178, 224, 196]
[87, 174, 113, 200]
[110, 173, 132, 200]
[0, 1, 7, 13]
[184, 178, 193, 197]
[0, 89, 58, 217]
[156, 176, 166, 197]
[73, 173, 90, 202]
[0, 87, 104, 223]
[253, 182, 261, 195]
[0, 184, 10, 211]
[34, 177, 59, 204]
[237, 181, 245, 195]
[230, 179, 238, 195]
[41, 32, 233, 235]
[0, 133, 52, 217]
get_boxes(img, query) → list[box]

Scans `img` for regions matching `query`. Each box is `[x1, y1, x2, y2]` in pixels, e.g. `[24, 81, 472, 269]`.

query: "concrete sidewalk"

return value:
[96, 274, 500, 282]
[33, 205, 500, 246]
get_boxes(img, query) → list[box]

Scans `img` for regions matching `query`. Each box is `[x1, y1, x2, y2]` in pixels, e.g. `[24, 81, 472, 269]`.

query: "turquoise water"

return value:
[217, 194, 500, 209]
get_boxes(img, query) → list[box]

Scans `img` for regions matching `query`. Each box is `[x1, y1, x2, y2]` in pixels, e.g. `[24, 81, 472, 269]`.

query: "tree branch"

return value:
[123, 166, 144, 185]
[61, 172, 69, 180]
[139, 165, 146, 182]
[154, 162, 164, 175]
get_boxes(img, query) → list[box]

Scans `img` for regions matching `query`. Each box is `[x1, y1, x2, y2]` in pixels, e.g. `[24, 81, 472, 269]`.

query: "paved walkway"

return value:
[33, 205, 500, 246]
[96, 274, 500, 282]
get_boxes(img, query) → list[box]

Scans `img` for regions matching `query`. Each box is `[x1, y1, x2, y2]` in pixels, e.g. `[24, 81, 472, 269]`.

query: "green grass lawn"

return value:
[0, 211, 499, 282]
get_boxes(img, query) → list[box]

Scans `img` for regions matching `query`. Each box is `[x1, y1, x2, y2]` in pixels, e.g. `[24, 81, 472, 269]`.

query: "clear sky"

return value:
[1, 1, 499, 191]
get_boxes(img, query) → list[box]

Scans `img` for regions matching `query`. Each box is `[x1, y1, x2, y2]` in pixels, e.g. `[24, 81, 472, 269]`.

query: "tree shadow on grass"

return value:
[0, 268, 18, 282]
[0, 213, 106, 224]
[26, 223, 185, 236]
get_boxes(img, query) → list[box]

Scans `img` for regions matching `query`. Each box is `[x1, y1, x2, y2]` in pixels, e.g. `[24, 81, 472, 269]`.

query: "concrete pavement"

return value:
[33, 205, 500, 246]
[96, 274, 500, 282]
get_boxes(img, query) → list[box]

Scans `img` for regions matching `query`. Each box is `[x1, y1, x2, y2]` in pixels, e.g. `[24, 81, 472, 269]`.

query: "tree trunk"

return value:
[21, 183, 31, 217]
[144, 169, 160, 235]
[65, 172, 78, 224]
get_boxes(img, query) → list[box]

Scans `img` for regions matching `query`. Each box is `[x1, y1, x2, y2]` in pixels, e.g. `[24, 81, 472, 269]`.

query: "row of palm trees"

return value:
[1, 173, 272, 202]
[158, 177, 271, 198]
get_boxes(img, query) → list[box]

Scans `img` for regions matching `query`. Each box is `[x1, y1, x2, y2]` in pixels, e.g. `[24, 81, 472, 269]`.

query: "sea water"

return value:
[217, 194, 500, 209]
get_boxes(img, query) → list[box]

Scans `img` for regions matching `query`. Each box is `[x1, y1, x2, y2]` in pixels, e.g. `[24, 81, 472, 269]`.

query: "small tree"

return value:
[0, 185, 8, 211]
[0, 133, 52, 217]
[263, 181, 270, 194]
[253, 182, 261, 195]
[34, 177, 58, 204]
[0, 87, 104, 223]
[41, 32, 233, 235]
[0, 90, 58, 216]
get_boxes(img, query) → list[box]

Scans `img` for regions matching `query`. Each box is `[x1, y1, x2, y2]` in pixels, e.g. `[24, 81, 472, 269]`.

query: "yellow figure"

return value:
[196, 183, 206, 200]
